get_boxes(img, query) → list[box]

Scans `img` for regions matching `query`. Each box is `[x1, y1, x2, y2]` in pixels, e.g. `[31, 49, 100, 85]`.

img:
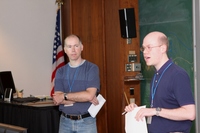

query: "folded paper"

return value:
[88, 94, 106, 118]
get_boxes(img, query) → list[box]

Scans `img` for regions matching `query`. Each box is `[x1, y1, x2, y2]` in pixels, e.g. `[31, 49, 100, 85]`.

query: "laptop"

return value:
[12, 97, 40, 103]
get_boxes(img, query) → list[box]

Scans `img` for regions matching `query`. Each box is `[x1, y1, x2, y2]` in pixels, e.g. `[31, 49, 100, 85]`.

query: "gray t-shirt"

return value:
[55, 60, 100, 115]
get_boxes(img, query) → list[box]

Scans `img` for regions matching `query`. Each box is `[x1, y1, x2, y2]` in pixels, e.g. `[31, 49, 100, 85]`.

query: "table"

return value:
[0, 100, 61, 133]
[0, 123, 27, 133]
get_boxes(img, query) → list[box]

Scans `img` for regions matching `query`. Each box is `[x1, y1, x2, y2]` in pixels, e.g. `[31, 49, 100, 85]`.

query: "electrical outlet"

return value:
[125, 63, 141, 71]
[130, 98, 135, 103]
[128, 54, 137, 62]
[131, 63, 141, 71]
[125, 64, 132, 71]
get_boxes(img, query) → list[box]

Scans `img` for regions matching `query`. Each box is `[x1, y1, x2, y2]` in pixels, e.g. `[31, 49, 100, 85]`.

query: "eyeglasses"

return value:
[140, 45, 162, 52]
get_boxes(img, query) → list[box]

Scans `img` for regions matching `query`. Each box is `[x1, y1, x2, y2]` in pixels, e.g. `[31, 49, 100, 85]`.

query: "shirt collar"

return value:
[155, 59, 173, 75]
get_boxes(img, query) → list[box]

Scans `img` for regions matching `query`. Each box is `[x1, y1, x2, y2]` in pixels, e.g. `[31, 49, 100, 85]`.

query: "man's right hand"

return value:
[124, 103, 137, 112]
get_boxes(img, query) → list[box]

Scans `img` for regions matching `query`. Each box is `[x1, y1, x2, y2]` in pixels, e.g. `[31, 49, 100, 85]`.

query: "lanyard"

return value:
[150, 63, 172, 107]
[67, 65, 80, 92]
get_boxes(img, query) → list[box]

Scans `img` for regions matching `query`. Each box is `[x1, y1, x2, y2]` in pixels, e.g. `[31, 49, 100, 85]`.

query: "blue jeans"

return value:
[59, 114, 97, 133]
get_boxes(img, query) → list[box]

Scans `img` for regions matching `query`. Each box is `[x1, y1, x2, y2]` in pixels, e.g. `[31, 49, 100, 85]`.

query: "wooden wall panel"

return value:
[105, 0, 140, 132]
[62, 0, 139, 133]
[104, 0, 124, 133]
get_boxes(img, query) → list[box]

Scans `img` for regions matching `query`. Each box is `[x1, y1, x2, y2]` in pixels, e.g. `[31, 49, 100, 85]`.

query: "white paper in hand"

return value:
[125, 105, 148, 133]
[88, 94, 106, 118]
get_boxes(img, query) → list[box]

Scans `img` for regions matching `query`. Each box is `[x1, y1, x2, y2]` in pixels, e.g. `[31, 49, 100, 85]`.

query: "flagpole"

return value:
[55, 0, 63, 7]
[51, 0, 65, 96]
[55, 0, 63, 43]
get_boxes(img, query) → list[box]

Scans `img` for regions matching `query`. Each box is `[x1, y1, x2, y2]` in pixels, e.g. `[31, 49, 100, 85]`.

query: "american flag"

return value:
[51, 8, 65, 96]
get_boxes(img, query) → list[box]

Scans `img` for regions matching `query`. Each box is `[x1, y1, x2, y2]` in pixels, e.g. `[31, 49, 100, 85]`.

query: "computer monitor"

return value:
[0, 71, 16, 101]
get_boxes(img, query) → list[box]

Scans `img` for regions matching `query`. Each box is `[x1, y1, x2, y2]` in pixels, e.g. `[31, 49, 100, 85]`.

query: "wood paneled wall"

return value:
[105, 1, 140, 133]
[61, 0, 139, 133]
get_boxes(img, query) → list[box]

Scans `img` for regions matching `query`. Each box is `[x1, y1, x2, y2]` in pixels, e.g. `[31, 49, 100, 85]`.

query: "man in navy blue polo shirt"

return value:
[125, 31, 195, 133]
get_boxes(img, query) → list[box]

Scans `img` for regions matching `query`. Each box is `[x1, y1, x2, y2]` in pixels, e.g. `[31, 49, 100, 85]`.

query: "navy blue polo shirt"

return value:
[148, 59, 195, 133]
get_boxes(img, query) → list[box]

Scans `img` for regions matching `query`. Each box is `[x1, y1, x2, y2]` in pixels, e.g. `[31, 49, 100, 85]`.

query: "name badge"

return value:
[147, 116, 152, 124]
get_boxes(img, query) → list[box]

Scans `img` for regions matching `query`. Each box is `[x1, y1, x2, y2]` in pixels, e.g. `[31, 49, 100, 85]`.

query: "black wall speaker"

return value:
[119, 8, 137, 38]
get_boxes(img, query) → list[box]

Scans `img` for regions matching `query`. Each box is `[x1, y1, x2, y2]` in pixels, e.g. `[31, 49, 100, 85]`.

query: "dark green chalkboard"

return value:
[139, 0, 194, 132]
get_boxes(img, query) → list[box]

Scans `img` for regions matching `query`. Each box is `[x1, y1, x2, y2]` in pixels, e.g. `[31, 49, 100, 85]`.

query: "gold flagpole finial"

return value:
[55, 0, 63, 7]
